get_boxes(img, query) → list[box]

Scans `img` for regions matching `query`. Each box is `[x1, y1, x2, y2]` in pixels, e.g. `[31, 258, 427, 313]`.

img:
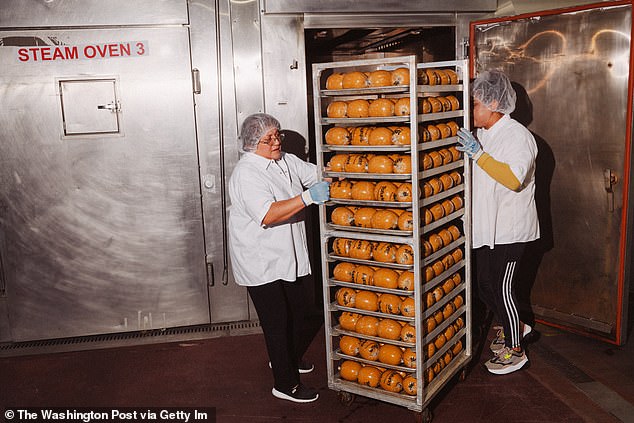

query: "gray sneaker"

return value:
[485, 347, 528, 375]
[489, 323, 532, 353]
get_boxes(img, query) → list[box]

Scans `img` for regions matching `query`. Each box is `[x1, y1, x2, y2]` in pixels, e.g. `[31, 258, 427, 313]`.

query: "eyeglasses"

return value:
[259, 131, 285, 146]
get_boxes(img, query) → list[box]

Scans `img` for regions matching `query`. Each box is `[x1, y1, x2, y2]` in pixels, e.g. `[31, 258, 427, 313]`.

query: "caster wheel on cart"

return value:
[415, 408, 433, 423]
[459, 369, 467, 382]
[337, 391, 355, 406]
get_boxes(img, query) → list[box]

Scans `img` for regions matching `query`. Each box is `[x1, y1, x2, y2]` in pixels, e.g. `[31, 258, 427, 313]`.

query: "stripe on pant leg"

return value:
[502, 261, 520, 347]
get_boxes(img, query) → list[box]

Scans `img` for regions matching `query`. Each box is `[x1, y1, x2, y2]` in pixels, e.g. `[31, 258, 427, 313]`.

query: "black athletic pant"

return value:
[247, 277, 307, 392]
[475, 243, 526, 349]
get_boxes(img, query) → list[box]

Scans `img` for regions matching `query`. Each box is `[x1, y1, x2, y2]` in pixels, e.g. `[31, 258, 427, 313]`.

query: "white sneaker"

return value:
[489, 323, 533, 353]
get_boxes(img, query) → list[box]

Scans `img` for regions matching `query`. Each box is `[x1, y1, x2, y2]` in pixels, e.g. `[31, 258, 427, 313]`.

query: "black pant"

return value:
[247, 278, 307, 392]
[475, 243, 526, 349]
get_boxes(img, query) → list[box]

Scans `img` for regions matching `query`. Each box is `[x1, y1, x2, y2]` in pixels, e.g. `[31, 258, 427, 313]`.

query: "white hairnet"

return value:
[472, 70, 517, 114]
[239, 113, 281, 152]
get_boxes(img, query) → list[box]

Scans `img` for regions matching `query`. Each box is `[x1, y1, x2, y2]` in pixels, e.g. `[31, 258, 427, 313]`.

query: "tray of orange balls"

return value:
[323, 67, 412, 94]
[325, 152, 412, 179]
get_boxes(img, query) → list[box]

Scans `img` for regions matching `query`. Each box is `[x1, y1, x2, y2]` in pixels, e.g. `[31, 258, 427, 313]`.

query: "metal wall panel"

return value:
[0, 26, 209, 341]
[189, 0, 251, 323]
[0, 0, 188, 27]
[263, 0, 497, 13]
[472, 3, 632, 343]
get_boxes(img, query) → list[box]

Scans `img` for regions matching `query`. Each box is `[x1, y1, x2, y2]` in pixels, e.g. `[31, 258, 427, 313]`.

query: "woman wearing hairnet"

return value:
[228, 113, 329, 402]
[457, 70, 539, 375]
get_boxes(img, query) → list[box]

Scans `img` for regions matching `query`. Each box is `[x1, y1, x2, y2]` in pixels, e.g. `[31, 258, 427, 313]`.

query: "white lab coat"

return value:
[228, 152, 320, 286]
[472, 114, 540, 248]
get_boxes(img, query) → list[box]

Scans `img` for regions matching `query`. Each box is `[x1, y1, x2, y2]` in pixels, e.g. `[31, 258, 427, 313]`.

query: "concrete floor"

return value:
[1, 307, 633, 423]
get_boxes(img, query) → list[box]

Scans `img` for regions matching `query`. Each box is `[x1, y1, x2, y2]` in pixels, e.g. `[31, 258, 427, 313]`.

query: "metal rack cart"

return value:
[312, 56, 472, 422]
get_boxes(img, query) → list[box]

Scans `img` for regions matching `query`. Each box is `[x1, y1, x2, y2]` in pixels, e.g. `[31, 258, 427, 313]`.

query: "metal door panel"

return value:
[0, 27, 209, 341]
[471, 2, 632, 343]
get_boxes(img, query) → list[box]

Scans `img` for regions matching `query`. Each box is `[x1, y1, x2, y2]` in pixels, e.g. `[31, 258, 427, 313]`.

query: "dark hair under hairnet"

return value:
[472, 70, 517, 114]
[239, 113, 281, 152]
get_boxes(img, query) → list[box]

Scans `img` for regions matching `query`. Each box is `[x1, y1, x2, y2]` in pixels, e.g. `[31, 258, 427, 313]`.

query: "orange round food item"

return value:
[326, 72, 344, 90]
[325, 126, 350, 145]
[333, 262, 356, 282]
[436, 123, 452, 139]
[432, 260, 445, 278]
[369, 98, 394, 117]
[443, 350, 454, 366]
[438, 228, 453, 247]
[353, 265, 375, 286]
[438, 148, 453, 165]
[447, 225, 462, 241]
[336, 287, 356, 307]
[391, 126, 411, 145]
[391, 67, 410, 86]
[424, 367, 435, 384]
[441, 199, 455, 216]
[419, 125, 431, 142]
[396, 182, 412, 202]
[393, 155, 411, 174]
[395, 244, 414, 265]
[358, 366, 382, 387]
[331, 206, 355, 226]
[422, 153, 433, 170]
[445, 95, 460, 111]
[400, 323, 416, 343]
[434, 333, 447, 350]
[439, 173, 455, 191]
[374, 181, 398, 202]
[355, 290, 379, 312]
[441, 254, 455, 271]
[344, 154, 368, 173]
[452, 340, 464, 356]
[377, 318, 402, 340]
[351, 181, 376, 200]
[327, 101, 348, 118]
[450, 195, 464, 211]
[428, 177, 443, 195]
[451, 248, 464, 263]
[339, 360, 362, 381]
[349, 239, 374, 260]
[328, 154, 349, 172]
[401, 297, 415, 317]
[437, 96, 452, 112]
[368, 127, 393, 146]
[419, 97, 432, 114]
[445, 69, 459, 84]
[443, 319, 456, 338]
[424, 316, 437, 334]
[350, 126, 372, 145]
[353, 207, 376, 228]
[373, 268, 399, 289]
[397, 211, 413, 231]
[355, 315, 379, 336]
[427, 124, 441, 141]
[428, 151, 443, 168]
[427, 97, 443, 113]
[368, 70, 392, 87]
[371, 209, 399, 230]
[330, 180, 354, 199]
[448, 170, 462, 186]
[359, 340, 380, 361]
[447, 121, 459, 136]
[436, 69, 450, 85]
[442, 277, 456, 295]
[378, 344, 403, 366]
[347, 99, 370, 118]
[429, 203, 445, 221]
[453, 294, 464, 309]
[403, 348, 417, 369]
[339, 335, 361, 356]
[339, 311, 362, 331]
[428, 233, 444, 253]
[425, 342, 436, 360]
[394, 97, 410, 116]
[342, 71, 368, 89]
[425, 69, 440, 85]
[448, 145, 462, 161]
[378, 293, 402, 315]
[368, 155, 394, 174]
[380, 370, 403, 393]
[423, 239, 433, 256]
[373, 242, 397, 263]
[333, 237, 353, 257]
[397, 271, 414, 291]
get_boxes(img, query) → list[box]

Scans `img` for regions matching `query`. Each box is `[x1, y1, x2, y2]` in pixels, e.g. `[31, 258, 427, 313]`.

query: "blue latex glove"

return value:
[301, 181, 330, 205]
[456, 128, 483, 160]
